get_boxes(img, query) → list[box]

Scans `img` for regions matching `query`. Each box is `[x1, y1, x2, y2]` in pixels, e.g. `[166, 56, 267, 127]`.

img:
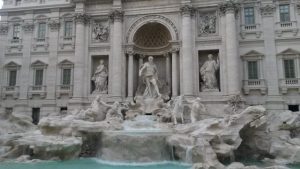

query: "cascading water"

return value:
[185, 146, 193, 163]
[98, 115, 173, 162]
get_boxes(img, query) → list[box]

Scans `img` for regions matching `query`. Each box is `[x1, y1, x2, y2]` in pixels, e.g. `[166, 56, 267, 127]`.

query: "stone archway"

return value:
[126, 15, 179, 45]
[133, 22, 172, 50]
[126, 15, 180, 98]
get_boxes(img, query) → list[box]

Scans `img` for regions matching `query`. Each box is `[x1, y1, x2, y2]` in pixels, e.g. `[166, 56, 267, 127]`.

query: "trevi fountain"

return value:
[0, 0, 300, 168]
[0, 55, 299, 169]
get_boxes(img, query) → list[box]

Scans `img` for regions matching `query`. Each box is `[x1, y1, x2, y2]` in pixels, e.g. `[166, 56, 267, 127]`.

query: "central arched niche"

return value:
[133, 22, 172, 50]
[131, 23, 173, 97]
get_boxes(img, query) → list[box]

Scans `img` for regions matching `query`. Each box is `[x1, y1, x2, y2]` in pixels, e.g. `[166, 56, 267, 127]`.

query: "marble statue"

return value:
[139, 56, 161, 98]
[92, 60, 108, 94]
[200, 54, 219, 91]
[171, 95, 185, 125]
[93, 23, 109, 41]
[198, 13, 217, 36]
[188, 97, 207, 123]
[100, 101, 124, 122]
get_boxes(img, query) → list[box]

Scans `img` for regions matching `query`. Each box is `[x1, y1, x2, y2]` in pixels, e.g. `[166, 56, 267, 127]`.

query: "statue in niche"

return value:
[200, 54, 220, 91]
[138, 56, 161, 98]
[198, 13, 217, 36]
[93, 23, 109, 41]
[92, 59, 108, 94]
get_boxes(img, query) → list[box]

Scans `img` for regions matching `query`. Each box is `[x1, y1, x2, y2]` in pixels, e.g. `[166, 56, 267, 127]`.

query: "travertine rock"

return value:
[1, 131, 82, 161]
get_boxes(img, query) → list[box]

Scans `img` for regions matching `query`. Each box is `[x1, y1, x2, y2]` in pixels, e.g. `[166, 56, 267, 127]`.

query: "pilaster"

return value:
[219, 0, 241, 95]
[180, 4, 195, 96]
[20, 13, 34, 100]
[109, 9, 124, 99]
[70, 1, 89, 108]
[46, 16, 60, 100]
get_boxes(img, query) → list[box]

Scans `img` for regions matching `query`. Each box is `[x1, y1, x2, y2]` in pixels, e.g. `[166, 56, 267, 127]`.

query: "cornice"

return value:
[0, 4, 73, 15]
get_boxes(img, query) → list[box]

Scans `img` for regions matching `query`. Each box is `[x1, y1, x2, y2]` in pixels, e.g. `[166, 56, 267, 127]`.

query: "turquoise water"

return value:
[0, 158, 299, 169]
[0, 158, 191, 169]
[289, 164, 300, 169]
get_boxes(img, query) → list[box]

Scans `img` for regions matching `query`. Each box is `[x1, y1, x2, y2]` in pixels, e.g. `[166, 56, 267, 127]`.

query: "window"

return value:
[284, 59, 296, 78]
[64, 21, 73, 38]
[60, 107, 68, 114]
[15, 0, 21, 6]
[279, 4, 290, 22]
[5, 108, 13, 114]
[62, 68, 71, 85]
[248, 61, 258, 79]
[32, 108, 40, 125]
[12, 24, 21, 40]
[244, 7, 255, 25]
[37, 23, 46, 40]
[34, 69, 44, 86]
[288, 105, 299, 112]
[8, 70, 17, 86]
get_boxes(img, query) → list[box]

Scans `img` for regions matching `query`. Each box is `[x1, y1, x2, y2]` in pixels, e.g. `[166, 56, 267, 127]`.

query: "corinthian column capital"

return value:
[180, 4, 195, 17]
[109, 9, 124, 22]
[219, 0, 240, 15]
[74, 13, 90, 25]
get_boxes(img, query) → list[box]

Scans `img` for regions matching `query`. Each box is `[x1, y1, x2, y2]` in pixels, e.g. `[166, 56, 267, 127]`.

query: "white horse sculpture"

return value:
[171, 96, 185, 125]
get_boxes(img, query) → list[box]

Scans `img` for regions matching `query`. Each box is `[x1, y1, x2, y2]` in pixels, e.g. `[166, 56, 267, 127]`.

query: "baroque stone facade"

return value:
[0, 0, 300, 117]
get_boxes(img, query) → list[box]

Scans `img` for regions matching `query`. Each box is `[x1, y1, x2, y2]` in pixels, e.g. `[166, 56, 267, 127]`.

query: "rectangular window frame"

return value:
[37, 22, 47, 40]
[279, 4, 291, 22]
[12, 24, 21, 40]
[64, 21, 73, 38]
[61, 68, 72, 85]
[244, 7, 255, 25]
[8, 70, 17, 87]
[284, 59, 296, 79]
[34, 69, 44, 86]
[247, 61, 259, 80]
[15, 0, 21, 6]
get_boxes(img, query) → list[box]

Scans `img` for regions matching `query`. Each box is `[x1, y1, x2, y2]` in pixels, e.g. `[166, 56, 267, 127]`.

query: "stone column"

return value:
[220, 1, 240, 95]
[171, 47, 179, 97]
[165, 53, 171, 87]
[139, 54, 144, 68]
[72, 13, 89, 100]
[127, 49, 134, 99]
[180, 5, 195, 96]
[110, 9, 124, 99]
